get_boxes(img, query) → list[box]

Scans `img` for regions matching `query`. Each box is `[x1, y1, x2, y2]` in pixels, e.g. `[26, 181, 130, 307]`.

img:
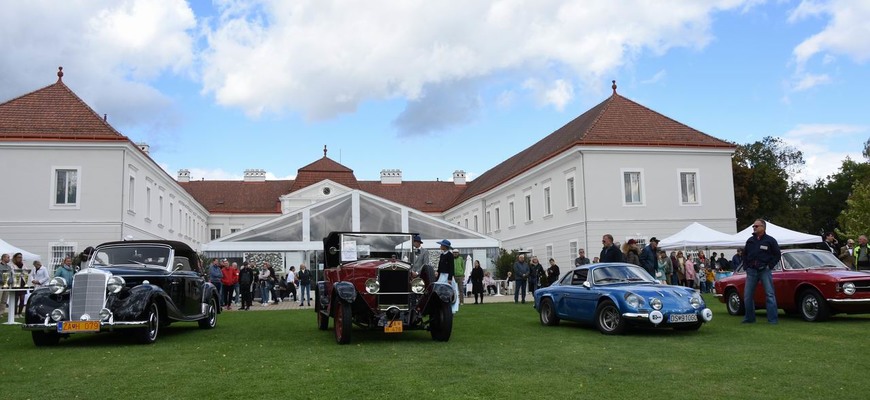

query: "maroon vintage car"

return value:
[315, 232, 455, 344]
[714, 249, 870, 321]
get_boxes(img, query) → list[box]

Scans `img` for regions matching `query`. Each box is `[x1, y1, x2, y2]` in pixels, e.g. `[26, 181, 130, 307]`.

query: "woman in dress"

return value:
[470, 260, 484, 304]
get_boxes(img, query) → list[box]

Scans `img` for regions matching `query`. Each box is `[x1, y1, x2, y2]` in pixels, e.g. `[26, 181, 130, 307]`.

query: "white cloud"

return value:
[200, 0, 750, 123]
[791, 72, 831, 91]
[0, 0, 196, 136]
[789, 0, 870, 67]
[523, 78, 575, 111]
[641, 69, 667, 84]
[781, 123, 868, 182]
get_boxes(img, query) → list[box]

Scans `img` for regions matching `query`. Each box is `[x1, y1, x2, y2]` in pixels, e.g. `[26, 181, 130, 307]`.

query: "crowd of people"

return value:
[206, 258, 314, 311]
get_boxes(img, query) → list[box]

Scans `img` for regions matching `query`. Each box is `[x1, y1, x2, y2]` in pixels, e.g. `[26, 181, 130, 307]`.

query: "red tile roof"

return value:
[358, 181, 466, 213]
[291, 156, 360, 191]
[452, 91, 735, 205]
[178, 180, 293, 214]
[0, 69, 128, 141]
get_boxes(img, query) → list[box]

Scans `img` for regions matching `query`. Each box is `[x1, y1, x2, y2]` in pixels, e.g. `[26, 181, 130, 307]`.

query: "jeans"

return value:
[212, 282, 224, 307]
[743, 266, 778, 323]
[233, 283, 240, 304]
[223, 284, 235, 308]
[699, 281, 707, 293]
[260, 281, 272, 304]
[300, 282, 311, 303]
[514, 279, 527, 303]
[529, 277, 538, 294]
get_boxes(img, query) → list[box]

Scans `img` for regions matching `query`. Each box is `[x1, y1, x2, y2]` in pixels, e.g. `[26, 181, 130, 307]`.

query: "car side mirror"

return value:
[582, 281, 591, 289]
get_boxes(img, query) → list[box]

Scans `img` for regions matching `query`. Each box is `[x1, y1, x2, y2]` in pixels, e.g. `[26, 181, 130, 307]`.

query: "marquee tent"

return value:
[0, 238, 41, 264]
[658, 222, 741, 250]
[731, 221, 821, 246]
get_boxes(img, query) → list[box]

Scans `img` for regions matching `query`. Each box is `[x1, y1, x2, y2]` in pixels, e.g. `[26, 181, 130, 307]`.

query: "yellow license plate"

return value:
[384, 320, 403, 333]
[58, 321, 100, 333]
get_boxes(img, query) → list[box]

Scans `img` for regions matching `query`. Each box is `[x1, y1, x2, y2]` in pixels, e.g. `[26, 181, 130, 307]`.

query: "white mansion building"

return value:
[0, 70, 736, 272]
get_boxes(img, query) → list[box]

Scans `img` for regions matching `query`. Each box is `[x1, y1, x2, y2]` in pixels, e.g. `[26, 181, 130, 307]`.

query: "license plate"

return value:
[668, 314, 698, 323]
[384, 320, 403, 333]
[58, 321, 100, 333]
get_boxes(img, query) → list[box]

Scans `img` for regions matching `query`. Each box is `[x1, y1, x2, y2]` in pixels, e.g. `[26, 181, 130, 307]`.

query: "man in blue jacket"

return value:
[743, 219, 781, 324]
[639, 237, 659, 277]
[599, 234, 624, 263]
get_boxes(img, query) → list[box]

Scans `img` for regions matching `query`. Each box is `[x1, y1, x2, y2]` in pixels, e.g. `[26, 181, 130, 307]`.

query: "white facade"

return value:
[0, 140, 209, 269]
[444, 146, 736, 267]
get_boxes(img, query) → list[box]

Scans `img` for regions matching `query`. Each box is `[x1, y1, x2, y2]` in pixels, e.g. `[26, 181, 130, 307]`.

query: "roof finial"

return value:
[323, 145, 328, 158]
[57, 66, 64, 83]
[612, 80, 617, 95]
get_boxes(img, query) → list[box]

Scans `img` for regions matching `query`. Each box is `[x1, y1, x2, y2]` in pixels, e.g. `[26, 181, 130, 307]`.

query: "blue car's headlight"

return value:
[625, 293, 643, 308]
[650, 298, 663, 310]
[690, 293, 703, 309]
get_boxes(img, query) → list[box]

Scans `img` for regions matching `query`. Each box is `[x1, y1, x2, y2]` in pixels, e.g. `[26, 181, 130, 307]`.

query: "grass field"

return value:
[1, 294, 869, 400]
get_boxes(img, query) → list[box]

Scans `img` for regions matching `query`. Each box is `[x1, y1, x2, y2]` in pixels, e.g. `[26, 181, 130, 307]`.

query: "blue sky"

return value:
[1, 1, 867, 183]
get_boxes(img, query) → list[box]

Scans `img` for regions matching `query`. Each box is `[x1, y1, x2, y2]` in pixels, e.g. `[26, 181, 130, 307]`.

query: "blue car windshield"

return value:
[592, 265, 656, 285]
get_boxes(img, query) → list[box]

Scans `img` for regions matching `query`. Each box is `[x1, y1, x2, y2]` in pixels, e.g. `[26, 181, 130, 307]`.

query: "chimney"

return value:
[380, 169, 402, 184]
[244, 169, 266, 182]
[136, 142, 150, 155]
[452, 170, 466, 185]
[177, 169, 190, 183]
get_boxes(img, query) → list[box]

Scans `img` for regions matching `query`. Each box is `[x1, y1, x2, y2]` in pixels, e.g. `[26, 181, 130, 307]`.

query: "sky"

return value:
[1, 0, 868, 184]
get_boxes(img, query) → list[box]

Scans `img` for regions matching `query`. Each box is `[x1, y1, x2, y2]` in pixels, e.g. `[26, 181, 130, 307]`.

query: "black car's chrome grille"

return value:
[378, 269, 409, 308]
[70, 271, 108, 321]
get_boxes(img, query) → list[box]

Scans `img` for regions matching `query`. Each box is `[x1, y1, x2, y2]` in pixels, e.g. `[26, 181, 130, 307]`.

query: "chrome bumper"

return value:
[827, 298, 870, 304]
[622, 312, 650, 320]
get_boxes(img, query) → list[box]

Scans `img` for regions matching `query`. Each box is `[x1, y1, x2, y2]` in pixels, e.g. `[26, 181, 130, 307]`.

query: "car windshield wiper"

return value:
[596, 277, 621, 283]
[625, 277, 648, 282]
[127, 259, 146, 266]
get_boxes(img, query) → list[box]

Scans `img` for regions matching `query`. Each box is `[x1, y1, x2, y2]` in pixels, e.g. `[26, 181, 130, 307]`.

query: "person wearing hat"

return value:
[622, 239, 640, 266]
[436, 239, 459, 313]
[410, 235, 432, 283]
[640, 237, 660, 277]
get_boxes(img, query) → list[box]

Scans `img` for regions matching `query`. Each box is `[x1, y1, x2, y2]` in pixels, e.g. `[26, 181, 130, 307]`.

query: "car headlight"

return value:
[51, 308, 66, 322]
[410, 278, 425, 294]
[107, 276, 126, 294]
[843, 282, 856, 296]
[365, 278, 380, 294]
[625, 293, 642, 308]
[690, 293, 702, 309]
[49, 277, 67, 294]
[650, 298, 663, 310]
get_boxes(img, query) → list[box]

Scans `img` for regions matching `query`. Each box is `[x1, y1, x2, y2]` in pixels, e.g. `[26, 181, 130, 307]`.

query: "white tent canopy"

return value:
[731, 221, 821, 246]
[658, 222, 741, 250]
[0, 238, 42, 264]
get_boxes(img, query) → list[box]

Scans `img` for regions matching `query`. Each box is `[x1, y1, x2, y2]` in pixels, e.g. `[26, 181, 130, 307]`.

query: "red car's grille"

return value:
[378, 269, 409, 307]
[851, 280, 870, 293]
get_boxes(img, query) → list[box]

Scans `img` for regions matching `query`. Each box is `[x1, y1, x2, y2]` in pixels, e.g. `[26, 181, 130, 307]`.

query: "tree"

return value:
[837, 181, 870, 240]
[798, 158, 870, 236]
[494, 248, 518, 280]
[732, 137, 805, 229]
[864, 137, 870, 161]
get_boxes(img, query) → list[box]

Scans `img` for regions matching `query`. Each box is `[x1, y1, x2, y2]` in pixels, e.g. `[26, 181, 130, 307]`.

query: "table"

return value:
[1, 287, 30, 325]
[493, 279, 513, 296]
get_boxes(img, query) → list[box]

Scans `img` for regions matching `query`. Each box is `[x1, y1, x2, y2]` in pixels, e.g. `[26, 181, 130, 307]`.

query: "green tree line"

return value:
[733, 136, 870, 241]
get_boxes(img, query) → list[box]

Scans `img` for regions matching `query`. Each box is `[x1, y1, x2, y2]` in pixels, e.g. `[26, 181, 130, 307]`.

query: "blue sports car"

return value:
[534, 263, 713, 334]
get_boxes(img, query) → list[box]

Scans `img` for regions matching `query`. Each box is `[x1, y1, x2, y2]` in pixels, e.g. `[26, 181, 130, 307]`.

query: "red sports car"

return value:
[715, 249, 870, 322]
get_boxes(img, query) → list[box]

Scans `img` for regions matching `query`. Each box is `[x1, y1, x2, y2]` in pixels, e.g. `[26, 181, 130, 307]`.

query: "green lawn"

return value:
[2, 295, 868, 400]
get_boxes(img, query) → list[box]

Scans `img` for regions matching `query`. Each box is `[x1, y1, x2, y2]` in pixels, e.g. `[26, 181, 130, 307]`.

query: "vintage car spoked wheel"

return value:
[32, 331, 60, 347]
[334, 302, 352, 345]
[136, 303, 160, 344]
[430, 302, 453, 342]
[595, 300, 625, 335]
[198, 296, 218, 329]
[539, 298, 560, 326]
[315, 290, 329, 331]
[799, 289, 830, 322]
[726, 290, 744, 316]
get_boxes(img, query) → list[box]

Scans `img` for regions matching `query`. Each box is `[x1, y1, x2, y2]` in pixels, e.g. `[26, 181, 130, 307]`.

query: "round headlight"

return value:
[48, 277, 67, 294]
[650, 298, 663, 310]
[411, 278, 425, 294]
[625, 293, 641, 308]
[690, 294, 702, 309]
[365, 278, 380, 294]
[843, 282, 856, 296]
[50, 308, 66, 322]
[107, 276, 126, 294]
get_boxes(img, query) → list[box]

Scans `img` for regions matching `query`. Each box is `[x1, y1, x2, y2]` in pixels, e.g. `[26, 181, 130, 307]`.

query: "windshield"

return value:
[339, 233, 413, 263]
[592, 264, 656, 285]
[90, 245, 172, 268]
[782, 251, 848, 270]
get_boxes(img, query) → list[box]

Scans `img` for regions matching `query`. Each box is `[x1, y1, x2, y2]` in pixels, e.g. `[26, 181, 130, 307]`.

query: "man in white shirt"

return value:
[285, 266, 298, 302]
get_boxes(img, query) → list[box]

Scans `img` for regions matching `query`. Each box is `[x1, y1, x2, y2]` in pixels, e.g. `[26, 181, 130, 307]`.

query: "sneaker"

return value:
[299, 303, 304, 307]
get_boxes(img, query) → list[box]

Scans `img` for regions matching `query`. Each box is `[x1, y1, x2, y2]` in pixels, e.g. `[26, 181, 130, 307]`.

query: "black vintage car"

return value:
[23, 240, 220, 346]
[316, 232, 455, 344]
